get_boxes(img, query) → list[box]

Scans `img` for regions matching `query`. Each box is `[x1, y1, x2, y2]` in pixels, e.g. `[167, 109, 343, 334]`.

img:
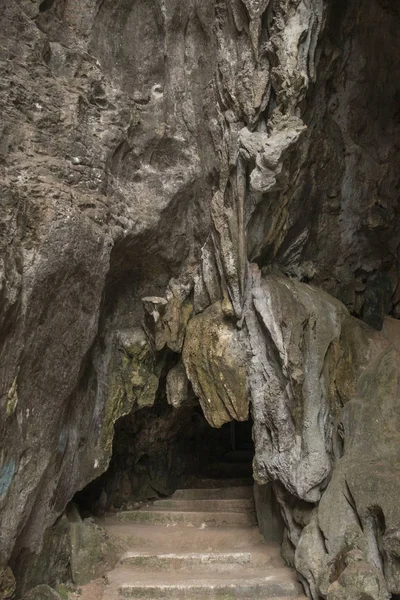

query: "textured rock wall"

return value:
[0, 0, 400, 598]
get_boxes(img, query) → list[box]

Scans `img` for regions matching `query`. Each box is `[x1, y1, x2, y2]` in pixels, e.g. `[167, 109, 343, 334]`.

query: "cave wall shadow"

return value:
[74, 393, 257, 515]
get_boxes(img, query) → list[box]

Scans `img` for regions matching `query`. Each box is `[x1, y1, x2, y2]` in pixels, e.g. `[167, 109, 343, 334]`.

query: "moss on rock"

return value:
[101, 331, 161, 455]
[0, 566, 15, 600]
[68, 514, 119, 586]
[23, 585, 62, 600]
[16, 516, 71, 597]
[183, 302, 249, 428]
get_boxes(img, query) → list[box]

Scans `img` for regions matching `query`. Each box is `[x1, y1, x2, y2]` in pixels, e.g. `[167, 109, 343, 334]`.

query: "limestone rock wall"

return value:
[1, 0, 400, 598]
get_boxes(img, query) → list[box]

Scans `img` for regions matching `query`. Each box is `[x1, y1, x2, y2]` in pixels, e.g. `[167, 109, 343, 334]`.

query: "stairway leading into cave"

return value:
[86, 450, 306, 600]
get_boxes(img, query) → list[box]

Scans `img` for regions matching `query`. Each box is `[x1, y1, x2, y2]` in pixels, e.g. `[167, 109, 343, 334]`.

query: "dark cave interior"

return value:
[74, 399, 255, 517]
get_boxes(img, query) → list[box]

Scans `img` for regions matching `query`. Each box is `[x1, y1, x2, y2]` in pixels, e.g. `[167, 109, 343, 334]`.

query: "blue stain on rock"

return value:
[58, 429, 68, 454]
[0, 461, 16, 497]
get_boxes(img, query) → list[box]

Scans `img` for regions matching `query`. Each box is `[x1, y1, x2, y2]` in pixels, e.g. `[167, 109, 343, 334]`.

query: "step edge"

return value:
[121, 551, 253, 559]
[118, 510, 255, 516]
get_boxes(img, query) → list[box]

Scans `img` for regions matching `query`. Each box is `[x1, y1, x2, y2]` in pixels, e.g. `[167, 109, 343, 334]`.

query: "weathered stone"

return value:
[323, 551, 390, 600]
[0, 567, 15, 600]
[166, 361, 191, 410]
[240, 116, 306, 193]
[23, 585, 62, 600]
[183, 302, 249, 428]
[15, 515, 71, 597]
[143, 280, 193, 353]
[101, 329, 161, 457]
[67, 505, 119, 586]
[299, 335, 400, 598]
[253, 483, 284, 543]
[362, 273, 393, 330]
[248, 267, 347, 502]
[294, 515, 327, 600]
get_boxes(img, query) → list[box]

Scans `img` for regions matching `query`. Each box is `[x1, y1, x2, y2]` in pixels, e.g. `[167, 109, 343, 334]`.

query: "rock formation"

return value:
[0, 0, 399, 598]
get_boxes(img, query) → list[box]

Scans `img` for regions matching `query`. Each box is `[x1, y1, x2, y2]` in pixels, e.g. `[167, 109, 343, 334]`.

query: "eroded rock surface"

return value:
[22, 585, 62, 600]
[183, 301, 249, 428]
[248, 268, 347, 502]
[1, 0, 400, 598]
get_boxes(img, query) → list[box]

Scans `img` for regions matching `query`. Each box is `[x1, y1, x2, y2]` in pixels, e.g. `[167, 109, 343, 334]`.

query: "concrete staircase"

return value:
[84, 471, 307, 600]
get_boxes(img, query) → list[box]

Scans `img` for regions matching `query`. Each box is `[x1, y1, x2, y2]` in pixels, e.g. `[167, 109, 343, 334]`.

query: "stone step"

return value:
[118, 597, 307, 600]
[117, 509, 257, 527]
[99, 519, 267, 552]
[238, 442, 255, 450]
[116, 597, 306, 600]
[221, 450, 255, 463]
[201, 462, 253, 478]
[117, 573, 303, 598]
[120, 551, 252, 570]
[179, 477, 254, 489]
[149, 498, 254, 513]
[119, 550, 284, 573]
[172, 485, 253, 500]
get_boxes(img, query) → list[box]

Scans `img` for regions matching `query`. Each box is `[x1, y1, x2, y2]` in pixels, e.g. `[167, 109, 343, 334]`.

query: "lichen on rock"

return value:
[101, 329, 161, 455]
[22, 585, 62, 600]
[0, 567, 16, 600]
[67, 504, 119, 586]
[183, 302, 249, 428]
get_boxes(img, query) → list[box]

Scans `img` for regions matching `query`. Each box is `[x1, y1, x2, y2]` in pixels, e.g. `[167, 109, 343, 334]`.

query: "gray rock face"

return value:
[248, 268, 347, 503]
[0, 0, 399, 598]
[67, 504, 119, 585]
[22, 585, 62, 600]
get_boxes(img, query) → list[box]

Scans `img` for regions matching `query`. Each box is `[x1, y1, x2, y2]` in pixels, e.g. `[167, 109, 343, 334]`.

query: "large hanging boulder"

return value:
[183, 302, 249, 428]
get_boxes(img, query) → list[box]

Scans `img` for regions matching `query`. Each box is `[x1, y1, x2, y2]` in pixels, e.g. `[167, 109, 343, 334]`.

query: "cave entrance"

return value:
[181, 416, 255, 489]
[74, 399, 255, 516]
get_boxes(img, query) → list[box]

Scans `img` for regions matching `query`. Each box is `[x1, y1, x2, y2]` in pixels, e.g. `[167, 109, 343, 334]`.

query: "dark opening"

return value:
[39, 0, 57, 12]
[74, 397, 254, 517]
